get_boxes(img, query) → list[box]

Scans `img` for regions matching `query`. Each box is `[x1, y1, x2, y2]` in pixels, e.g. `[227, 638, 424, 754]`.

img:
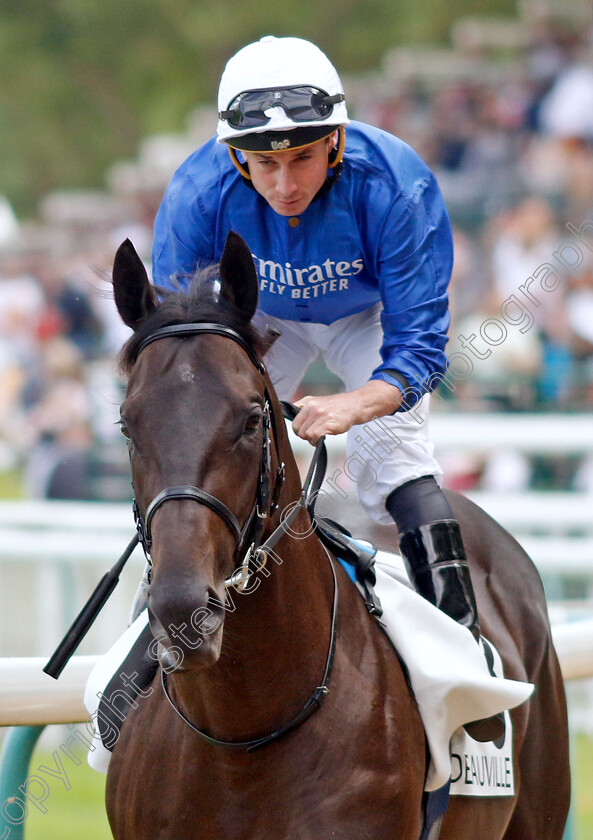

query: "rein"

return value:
[161, 545, 339, 752]
[134, 321, 340, 751]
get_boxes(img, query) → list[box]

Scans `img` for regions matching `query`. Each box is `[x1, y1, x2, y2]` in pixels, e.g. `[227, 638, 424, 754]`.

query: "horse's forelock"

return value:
[117, 268, 266, 375]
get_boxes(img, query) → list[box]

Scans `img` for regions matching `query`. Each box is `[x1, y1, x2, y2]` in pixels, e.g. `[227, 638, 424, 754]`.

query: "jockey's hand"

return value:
[293, 381, 402, 444]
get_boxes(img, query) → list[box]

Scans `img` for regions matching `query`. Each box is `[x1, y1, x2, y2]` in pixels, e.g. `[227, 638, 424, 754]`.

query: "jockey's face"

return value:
[243, 133, 337, 217]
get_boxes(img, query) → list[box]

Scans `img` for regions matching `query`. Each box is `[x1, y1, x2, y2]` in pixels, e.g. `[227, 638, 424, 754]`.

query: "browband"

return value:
[137, 323, 266, 374]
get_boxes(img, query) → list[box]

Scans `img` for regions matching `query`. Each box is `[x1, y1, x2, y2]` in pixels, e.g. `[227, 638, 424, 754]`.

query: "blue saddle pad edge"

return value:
[337, 556, 358, 584]
[336, 536, 376, 584]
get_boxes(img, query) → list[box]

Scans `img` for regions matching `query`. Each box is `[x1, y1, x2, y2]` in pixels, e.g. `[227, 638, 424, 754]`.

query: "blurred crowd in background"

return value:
[0, 1, 592, 501]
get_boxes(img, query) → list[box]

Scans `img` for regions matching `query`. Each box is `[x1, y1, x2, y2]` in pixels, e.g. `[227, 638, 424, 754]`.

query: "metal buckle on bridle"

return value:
[224, 544, 252, 590]
[225, 543, 269, 591]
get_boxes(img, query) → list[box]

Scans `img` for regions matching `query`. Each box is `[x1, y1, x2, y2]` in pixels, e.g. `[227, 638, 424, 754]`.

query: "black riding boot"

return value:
[386, 478, 505, 743]
[398, 520, 481, 642]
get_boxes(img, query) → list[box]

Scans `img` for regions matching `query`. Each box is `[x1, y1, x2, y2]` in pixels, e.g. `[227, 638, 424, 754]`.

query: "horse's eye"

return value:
[244, 410, 262, 434]
[118, 418, 131, 440]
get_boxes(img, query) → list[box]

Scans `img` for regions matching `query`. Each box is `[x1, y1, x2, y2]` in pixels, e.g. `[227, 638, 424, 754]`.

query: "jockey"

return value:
[152, 35, 503, 742]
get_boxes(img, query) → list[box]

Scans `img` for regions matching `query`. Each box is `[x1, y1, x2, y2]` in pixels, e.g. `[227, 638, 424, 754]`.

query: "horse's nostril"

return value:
[147, 580, 226, 645]
[197, 588, 226, 635]
[206, 587, 226, 612]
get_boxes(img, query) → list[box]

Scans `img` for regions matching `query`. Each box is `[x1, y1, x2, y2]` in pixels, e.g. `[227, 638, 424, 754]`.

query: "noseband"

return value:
[132, 322, 285, 590]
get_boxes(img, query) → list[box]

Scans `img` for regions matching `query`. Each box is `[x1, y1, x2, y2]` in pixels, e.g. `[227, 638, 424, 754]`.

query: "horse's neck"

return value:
[169, 489, 335, 741]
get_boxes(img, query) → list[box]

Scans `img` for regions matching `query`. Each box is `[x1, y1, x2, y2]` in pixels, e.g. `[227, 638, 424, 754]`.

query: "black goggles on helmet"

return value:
[219, 86, 345, 130]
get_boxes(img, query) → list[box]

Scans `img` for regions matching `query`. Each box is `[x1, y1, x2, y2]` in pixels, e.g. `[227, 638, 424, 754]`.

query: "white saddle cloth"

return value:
[372, 551, 533, 791]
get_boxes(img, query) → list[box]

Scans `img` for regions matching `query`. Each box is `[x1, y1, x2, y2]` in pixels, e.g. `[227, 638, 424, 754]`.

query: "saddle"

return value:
[311, 515, 383, 615]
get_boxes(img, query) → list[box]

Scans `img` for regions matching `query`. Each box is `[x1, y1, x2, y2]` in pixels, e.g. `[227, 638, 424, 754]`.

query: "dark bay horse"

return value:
[106, 232, 570, 839]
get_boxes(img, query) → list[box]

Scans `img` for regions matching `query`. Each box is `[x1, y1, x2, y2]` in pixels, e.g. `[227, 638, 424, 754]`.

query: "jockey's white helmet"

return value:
[216, 36, 349, 153]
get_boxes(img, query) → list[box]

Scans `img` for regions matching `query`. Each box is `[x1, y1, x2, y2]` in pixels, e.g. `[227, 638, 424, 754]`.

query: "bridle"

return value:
[132, 322, 286, 591]
[130, 321, 339, 752]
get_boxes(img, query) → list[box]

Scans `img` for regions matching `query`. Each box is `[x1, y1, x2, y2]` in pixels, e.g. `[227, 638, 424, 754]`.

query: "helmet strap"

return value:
[328, 126, 346, 169]
[228, 147, 252, 180]
[227, 125, 346, 199]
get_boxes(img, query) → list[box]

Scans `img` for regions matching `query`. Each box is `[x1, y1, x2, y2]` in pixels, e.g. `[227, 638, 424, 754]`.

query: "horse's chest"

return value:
[110, 731, 423, 840]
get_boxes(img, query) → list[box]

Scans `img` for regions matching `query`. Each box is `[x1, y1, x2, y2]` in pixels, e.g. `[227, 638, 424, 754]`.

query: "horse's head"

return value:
[113, 232, 284, 673]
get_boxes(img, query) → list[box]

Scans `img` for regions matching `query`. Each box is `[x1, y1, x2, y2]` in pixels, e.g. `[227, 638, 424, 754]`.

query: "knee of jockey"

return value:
[385, 475, 455, 533]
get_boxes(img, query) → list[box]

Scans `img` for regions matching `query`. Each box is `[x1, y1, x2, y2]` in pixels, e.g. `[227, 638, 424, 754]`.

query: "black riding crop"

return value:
[43, 533, 139, 679]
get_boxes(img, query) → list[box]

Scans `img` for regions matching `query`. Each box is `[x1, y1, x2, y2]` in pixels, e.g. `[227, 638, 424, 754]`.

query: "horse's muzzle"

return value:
[147, 580, 226, 672]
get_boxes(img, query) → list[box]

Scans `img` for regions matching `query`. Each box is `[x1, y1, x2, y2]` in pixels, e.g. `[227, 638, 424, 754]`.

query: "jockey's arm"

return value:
[292, 379, 403, 444]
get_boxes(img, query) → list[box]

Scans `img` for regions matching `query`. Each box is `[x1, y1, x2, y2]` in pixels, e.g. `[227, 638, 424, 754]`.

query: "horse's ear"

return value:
[219, 231, 259, 322]
[112, 239, 158, 330]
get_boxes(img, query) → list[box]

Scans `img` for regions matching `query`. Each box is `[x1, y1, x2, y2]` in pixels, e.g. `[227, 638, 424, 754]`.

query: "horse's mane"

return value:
[118, 267, 267, 375]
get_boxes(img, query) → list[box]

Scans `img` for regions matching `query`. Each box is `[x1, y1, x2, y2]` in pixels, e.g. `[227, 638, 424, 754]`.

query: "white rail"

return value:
[288, 412, 593, 457]
[1, 494, 590, 573]
[0, 501, 137, 563]
[0, 619, 591, 727]
[0, 487, 591, 657]
[0, 657, 96, 726]
[552, 620, 593, 682]
[430, 412, 593, 454]
[0, 411, 591, 720]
